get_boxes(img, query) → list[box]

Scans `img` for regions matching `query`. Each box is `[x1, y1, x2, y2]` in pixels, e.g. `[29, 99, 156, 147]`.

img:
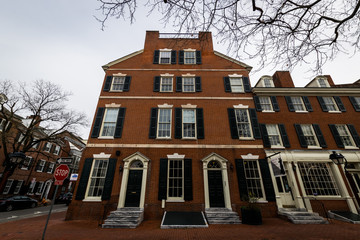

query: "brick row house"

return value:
[67, 31, 360, 225]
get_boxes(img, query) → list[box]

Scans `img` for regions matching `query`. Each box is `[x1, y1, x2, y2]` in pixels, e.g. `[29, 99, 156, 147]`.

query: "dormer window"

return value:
[317, 78, 329, 87]
[263, 78, 274, 87]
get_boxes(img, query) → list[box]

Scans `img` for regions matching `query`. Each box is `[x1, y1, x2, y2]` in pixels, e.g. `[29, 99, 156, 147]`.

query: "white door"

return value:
[276, 174, 295, 207]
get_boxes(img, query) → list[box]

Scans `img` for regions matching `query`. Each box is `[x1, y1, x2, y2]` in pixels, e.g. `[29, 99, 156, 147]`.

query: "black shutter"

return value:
[149, 108, 158, 139]
[196, 108, 204, 139]
[334, 96, 346, 112]
[259, 159, 276, 201]
[224, 77, 231, 92]
[114, 108, 126, 138]
[153, 50, 160, 64]
[349, 97, 360, 111]
[271, 96, 280, 112]
[101, 158, 116, 200]
[103, 76, 112, 92]
[158, 158, 168, 200]
[184, 158, 193, 201]
[254, 96, 262, 111]
[302, 96, 313, 112]
[153, 76, 161, 92]
[196, 50, 202, 64]
[195, 77, 202, 92]
[35, 161, 41, 171]
[294, 124, 307, 147]
[235, 159, 248, 200]
[227, 108, 238, 139]
[278, 124, 290, 148]
[123, 76, 131, 92]
[75, 158, 93, 200]
[260, 124, 271, 148]
[43, 162, 49, 173]
[285, 96, 295, 112]
[329, 124, 344, 148]
[91, 107, 105, 138]
[175, 108, 182, 139]
[27, 158, 34, 170]
[312, 124, 327, 148]
[347, 124, 360, 147]
[249, 108, 261, 139]
[9, 180, 17, 194]
[317, 96, 328, 112]
[171, 50, 177, 64]
[176, 77, 182, 92]
[243, 77, 251, 93]
[179, 50, 184, 64]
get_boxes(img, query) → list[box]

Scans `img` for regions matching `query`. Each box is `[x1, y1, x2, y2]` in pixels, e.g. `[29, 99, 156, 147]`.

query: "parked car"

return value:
[0, 196, 38, 211]
[55, 192, 72, 205]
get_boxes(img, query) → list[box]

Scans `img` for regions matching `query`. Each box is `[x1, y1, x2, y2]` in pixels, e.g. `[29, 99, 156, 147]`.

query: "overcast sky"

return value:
[1, 1, 360, 139]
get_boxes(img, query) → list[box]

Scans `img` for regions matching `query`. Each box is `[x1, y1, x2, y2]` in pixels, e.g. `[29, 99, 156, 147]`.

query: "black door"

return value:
[125, 170, 143, 207]
[208, 170, 225, 208]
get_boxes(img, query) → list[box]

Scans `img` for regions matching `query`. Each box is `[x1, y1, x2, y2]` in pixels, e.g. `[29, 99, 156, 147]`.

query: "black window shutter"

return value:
[35, 160, 41, 171]
[253, 96, 262, 111]
[103, 76, 112, 92]
[235, 159, 248, 200]
[149, 108, 158, 139]
[271, 96, 280, 112]
[294, 124, 308, 147]
[123, 76, 131, 92]
[171, 50, 177, 64]
[176, 77, 182, 92]
[317, 96, 328, 112]
[43, 162, 49, 173]
[334, 96, 346, 112]
[260, 124, 271, 147]
[249, 108, 261, 139]
[27, 158, 34, 170]
[195, 77, 202, 92]
[91, 107, 105, 138]
[178, 50, 184, 64]
[75, 158, 93, 200]
[102, 158, 117, 200]
[196, 108, 204, 139]
[153, 76, 161, 92]
[224, 77, 231, 92]
[196, 50, 202, 64]
[312, 124, 327, 148]
[285, 96, 295, 112]
[175, 108, 182, 139]
[158, 158, 168, 200]
[259, 159, 276, 201]
[184, 158, 193, 201]
[278, 124, 290, 148]
[9, 180, 17, 194]
[302, 96, 313, 112]
[227, 108, 238, 139]
[243, 77, 251, 93]
[153, 50, 159, 64]
[347, 124, 360, 147]
[114, 108, 126, 138]
[349, 97, 360, 111]
[329, 124, 344, 148]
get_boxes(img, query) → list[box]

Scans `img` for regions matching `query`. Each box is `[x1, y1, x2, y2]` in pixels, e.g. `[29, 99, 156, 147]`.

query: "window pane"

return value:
[111, 77, 125, 91]
[183, 109, 196, 138]
[88, 160, 108, 197]
[161, 77, 172, 92]
[183, 77, 195, 92]
[323, 97, 337, 111]
[101, 108, 119, 137]
[184, 51, 195, 64]
[235, 109, 252, 138]
[336, 125, 354, 146]
[158, 109, 171, 138]
[230, 77, 243, 92]
[266, 124, 282, 146]
[291, 97, 305, 111]
[301, 125, 318, 146]
[259, 97, 272, 111]
[243, 160, 263, 198]
[168, 159, 183, 198]
[160, 51, 171, 64]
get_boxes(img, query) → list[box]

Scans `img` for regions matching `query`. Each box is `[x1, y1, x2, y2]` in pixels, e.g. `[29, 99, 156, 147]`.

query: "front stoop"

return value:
[102, 207, 144, 228]
[205, 208, 241, 224]
[278, 208, 328, 224]
[328, 211, 360, 224]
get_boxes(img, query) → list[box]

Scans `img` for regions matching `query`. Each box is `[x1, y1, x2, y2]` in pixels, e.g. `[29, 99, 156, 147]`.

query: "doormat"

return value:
[329, 211, 360, 224]
[161, 211, 208, 229]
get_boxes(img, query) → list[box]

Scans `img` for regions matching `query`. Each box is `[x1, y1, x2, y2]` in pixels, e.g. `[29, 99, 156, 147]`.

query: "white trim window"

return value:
[43, 142, 51, 152]
[336, 125, 356, 147]
[36, 182, 44, 195]
[160, 77, 173, 92]
[322, 97, 338, 111]
[100, 108, 119, 137]
[184, 50, 196, 64]
[111, 76, 126, 91]
[263, 78, 274, 87]
[167, 159, 184, 200]
[243, 160, 265, 200]
[229, 77, 244, 93]
[159, 50, 171, 64]
[36, 160, 46, 172]
[21, 156, 33, 170]
[14, 180, 24, 194]
[2, 179, 14, 194]
[259, 97, 273, 111]
[182, 77, 195, 92]
[235, 109, 253, 139]
[317, 78, 329, 87]
[301, 124, 319, 147]
[266, 124, 283, 147]
[0, 118, 11, 132]
[32, 139, 40, 149]
[47, 162, 55, 174]
[182, 109, 196, 139]
[291, 97, 306, 111]
[53, 145, 61, 155]
[157, 108, 172, 138]
[86, 159, 109, 199]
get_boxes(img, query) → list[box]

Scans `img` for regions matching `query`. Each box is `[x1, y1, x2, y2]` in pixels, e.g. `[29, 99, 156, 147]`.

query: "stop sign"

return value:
[54, 164, 70, 181]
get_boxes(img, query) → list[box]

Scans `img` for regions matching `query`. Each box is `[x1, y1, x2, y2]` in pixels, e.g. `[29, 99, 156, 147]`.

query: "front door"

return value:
[276, 174, 295, 207]
[208, 170, 225, 208]
[124, 170, 143, 207]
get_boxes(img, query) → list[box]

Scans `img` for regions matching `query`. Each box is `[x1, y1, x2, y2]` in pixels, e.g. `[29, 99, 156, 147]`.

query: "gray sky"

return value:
[1, 1, 360, 139]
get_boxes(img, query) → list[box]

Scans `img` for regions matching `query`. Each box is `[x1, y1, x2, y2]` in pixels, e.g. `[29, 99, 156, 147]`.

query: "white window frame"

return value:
[53, 145, 61, 155]
[32, 139, 40, 149]
[182, 109, 197, 139]
[110, 76, 126, 92]
[317, 78, 330, 87]
[100, 108, 119, 138]
[184, 49, 196, 64]
[291, 96, 306, 112]
[300, 124, 320, 147]
[0, 118, 11, 132]
[47, 162, 55, 174]
[266, 124, 283, 147]
[3, 179, 14, 194]
[43, 142, 51, 152]
[229, 77, 244, 93]
[37, 160, 46, 172]
[21, 156, 32, 170]
[259, 96, 273, 112]
[243, 160, 266, 201]
[14, 180, 24, 194]
[160, 76, 173, 92]
[156, 108, 172, 139]
[234, 108, 253, 139]
[335, 124, 356, 147]
[263, 78, 274, 87]
[159, 49, 171, 64]
[353, 97, 360, 106]
[182, 77, 196, 92]
[167, 157, 184, 201]
[323, 97, 339, 112]
[36, 181, 44, 195]
[85, 157, 109, 201]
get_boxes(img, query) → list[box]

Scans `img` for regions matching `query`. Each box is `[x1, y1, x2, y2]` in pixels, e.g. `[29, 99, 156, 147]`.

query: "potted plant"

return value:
[241, 192, 262, 225]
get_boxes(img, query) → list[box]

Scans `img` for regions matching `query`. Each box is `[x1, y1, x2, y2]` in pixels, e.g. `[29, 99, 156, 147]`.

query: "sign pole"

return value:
[42, 184, 59, 240]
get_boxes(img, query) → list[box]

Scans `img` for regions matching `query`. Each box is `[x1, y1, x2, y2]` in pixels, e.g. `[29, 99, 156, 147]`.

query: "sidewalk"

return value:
[1, 211, 359, 240]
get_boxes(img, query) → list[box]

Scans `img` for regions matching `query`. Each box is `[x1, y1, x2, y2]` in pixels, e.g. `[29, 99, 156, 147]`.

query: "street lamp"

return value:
[9, 152, 26, 165]
[329, 151, 348, 172]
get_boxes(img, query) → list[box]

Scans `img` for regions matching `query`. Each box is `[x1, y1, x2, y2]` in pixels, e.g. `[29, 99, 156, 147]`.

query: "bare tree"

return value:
[96, 0, 360, 73]
[0, 79, 88, 192]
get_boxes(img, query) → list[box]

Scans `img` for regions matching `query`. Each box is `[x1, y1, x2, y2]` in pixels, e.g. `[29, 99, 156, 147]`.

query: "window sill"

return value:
[166, 199, 185, 203]
[295, 111, 308, 113]
[307, 146, 322, 149]
[98, 136, 115, 140]
[255, 200, 268, 204]
[271, 146, 285, 149]
[109, 90, 124, 92]
[262, 110, 275, 113]
[156, 137, 172, 140]
[36, 170, 43, 172]
[21, 168, 29, 171]
[344, 146, 359, 150]
[328, 111, 342, 114]
[83, 199, 102, 202]
[239, 138, 255, 141]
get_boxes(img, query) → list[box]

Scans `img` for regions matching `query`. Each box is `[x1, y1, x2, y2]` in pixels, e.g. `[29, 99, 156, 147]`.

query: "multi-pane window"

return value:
[318, 78, 328, 87]
[111, 76, 125, 91]
[2, 179, 14, 194]
[266, 124, 282, 146]
[182, 109, 196, 138]
[322, 97, 338, 111]
[47, 162, 55, 173]
[298, 162, 340, 196]
[168, 159, 183, 199]
[87, 159, 109, 198]
[263, 78, 273, 87]
[353, 97, 360, 106]
[160, 50, 171, 64]
[183, 77, 195, 92]
[243, 160, 264, 199]
[184, 51, 196, 64]
[259, 97, 273, 111]
[230, 77, 244, 92]
[301, 125, 319, 147]
[21, 156, 32, 170]
[43, 142, 51, 152]
[36, 182, 44, 194]
[53, 145, 61, 155]
[101, 108, 119, 137]
[157, 109, 172, 138]
[235, 109, 252, 138]
[14, 180, 23, 194]
[36, 160, 46, 172]
[291, 97, 306, 111]
[160, 77, 173, 92]
[336, 125, 355, 147]
[0, 118, 11, 131]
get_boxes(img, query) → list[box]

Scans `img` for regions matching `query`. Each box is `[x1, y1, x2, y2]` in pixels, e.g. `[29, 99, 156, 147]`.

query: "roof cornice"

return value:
[102, 49, 144, 71]
[252, 87, 360, 96]
[213, 51, 252, 72]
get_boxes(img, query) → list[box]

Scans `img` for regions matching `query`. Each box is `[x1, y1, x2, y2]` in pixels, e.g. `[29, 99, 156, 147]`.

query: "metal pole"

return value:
[42, 184, 59, 240]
